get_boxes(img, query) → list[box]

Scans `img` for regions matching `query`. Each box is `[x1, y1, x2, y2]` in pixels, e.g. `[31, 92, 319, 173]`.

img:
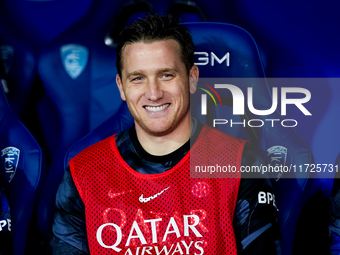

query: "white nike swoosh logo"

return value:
[139, 187, 170, 203]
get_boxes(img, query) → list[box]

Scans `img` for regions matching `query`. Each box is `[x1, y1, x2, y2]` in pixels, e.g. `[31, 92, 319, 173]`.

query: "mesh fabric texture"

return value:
[70, 125, 246, 254]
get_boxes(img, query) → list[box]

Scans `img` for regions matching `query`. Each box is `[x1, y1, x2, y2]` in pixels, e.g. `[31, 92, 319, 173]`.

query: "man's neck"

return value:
[135, 118, 193, 156]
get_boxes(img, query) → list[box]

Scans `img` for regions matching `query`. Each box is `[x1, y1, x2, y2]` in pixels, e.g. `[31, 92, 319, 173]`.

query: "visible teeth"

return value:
[145, 104, 169, 112]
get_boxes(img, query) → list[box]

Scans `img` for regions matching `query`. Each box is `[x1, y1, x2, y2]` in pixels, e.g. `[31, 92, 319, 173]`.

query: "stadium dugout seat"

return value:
[0, 75, 46, 255]
[148, 0, 230, 23]
[36, 0, 142, 242]
[0, 0, 93, 47]
[184, 22, 314, 255]
[315, 152, 340, 255]
[35, 0, 152, 161]
[0, 18, 37, 120]
[64, 102, 134, 175]
[167, 1, 206, 22]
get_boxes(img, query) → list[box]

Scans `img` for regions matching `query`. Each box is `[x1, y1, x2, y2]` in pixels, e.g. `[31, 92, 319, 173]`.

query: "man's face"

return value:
[116, 39, 198, 137]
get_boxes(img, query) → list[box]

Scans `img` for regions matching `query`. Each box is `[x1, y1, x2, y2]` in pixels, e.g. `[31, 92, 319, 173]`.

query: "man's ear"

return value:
[116, 74, 126, 101]
[189, 65, 199, 94]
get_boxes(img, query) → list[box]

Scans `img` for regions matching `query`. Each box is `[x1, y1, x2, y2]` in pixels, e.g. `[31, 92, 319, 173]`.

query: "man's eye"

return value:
[132, 77, 143, 82]
[163, 74, 173, 79]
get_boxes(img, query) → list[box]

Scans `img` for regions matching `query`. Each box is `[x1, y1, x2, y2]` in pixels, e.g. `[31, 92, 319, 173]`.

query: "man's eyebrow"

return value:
[125, 68, 178, 79]
[126, 70, 143, 79]
[157, 68, 177, 73]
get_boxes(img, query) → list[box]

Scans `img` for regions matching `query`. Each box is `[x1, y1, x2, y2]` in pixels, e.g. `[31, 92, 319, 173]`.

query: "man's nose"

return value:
[145, 80, 163, 101]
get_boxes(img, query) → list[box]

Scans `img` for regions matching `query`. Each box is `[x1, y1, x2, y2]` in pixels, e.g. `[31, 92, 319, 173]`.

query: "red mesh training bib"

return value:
[70, 125, 247, 255]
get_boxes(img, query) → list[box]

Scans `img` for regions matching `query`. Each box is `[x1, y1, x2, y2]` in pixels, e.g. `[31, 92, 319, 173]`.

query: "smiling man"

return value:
[116, 38, 197, 155]
[50, 14, 281, 255]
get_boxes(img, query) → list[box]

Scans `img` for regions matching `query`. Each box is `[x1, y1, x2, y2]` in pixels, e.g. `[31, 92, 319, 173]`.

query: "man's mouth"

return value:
[144, 103, 170, 112]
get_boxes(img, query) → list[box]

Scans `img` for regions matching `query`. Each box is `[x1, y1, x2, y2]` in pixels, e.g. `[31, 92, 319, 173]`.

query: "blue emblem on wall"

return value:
[1, 147, 20, 183]
[267, 145, 287, 181]
[60, 44, 89, 79]
[0, 45, 14, 75]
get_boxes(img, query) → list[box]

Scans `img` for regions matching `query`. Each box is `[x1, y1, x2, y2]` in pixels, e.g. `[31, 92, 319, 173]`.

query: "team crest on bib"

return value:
[1, 147, 20, 182]
[267, 145, 287, 181]
[191, 181, 211, 198]
[60, 44, 89, 79]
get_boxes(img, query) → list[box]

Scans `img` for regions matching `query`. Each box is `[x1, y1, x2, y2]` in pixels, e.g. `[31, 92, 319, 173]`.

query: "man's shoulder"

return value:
[200, 124, 249, 145]
[71, 134, 117, 163]
[68, 134, 119, 188]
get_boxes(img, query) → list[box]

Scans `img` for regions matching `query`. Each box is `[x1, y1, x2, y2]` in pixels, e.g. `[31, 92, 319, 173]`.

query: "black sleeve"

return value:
[233, 144, 281, 255]
[49, 167, 89, 255]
